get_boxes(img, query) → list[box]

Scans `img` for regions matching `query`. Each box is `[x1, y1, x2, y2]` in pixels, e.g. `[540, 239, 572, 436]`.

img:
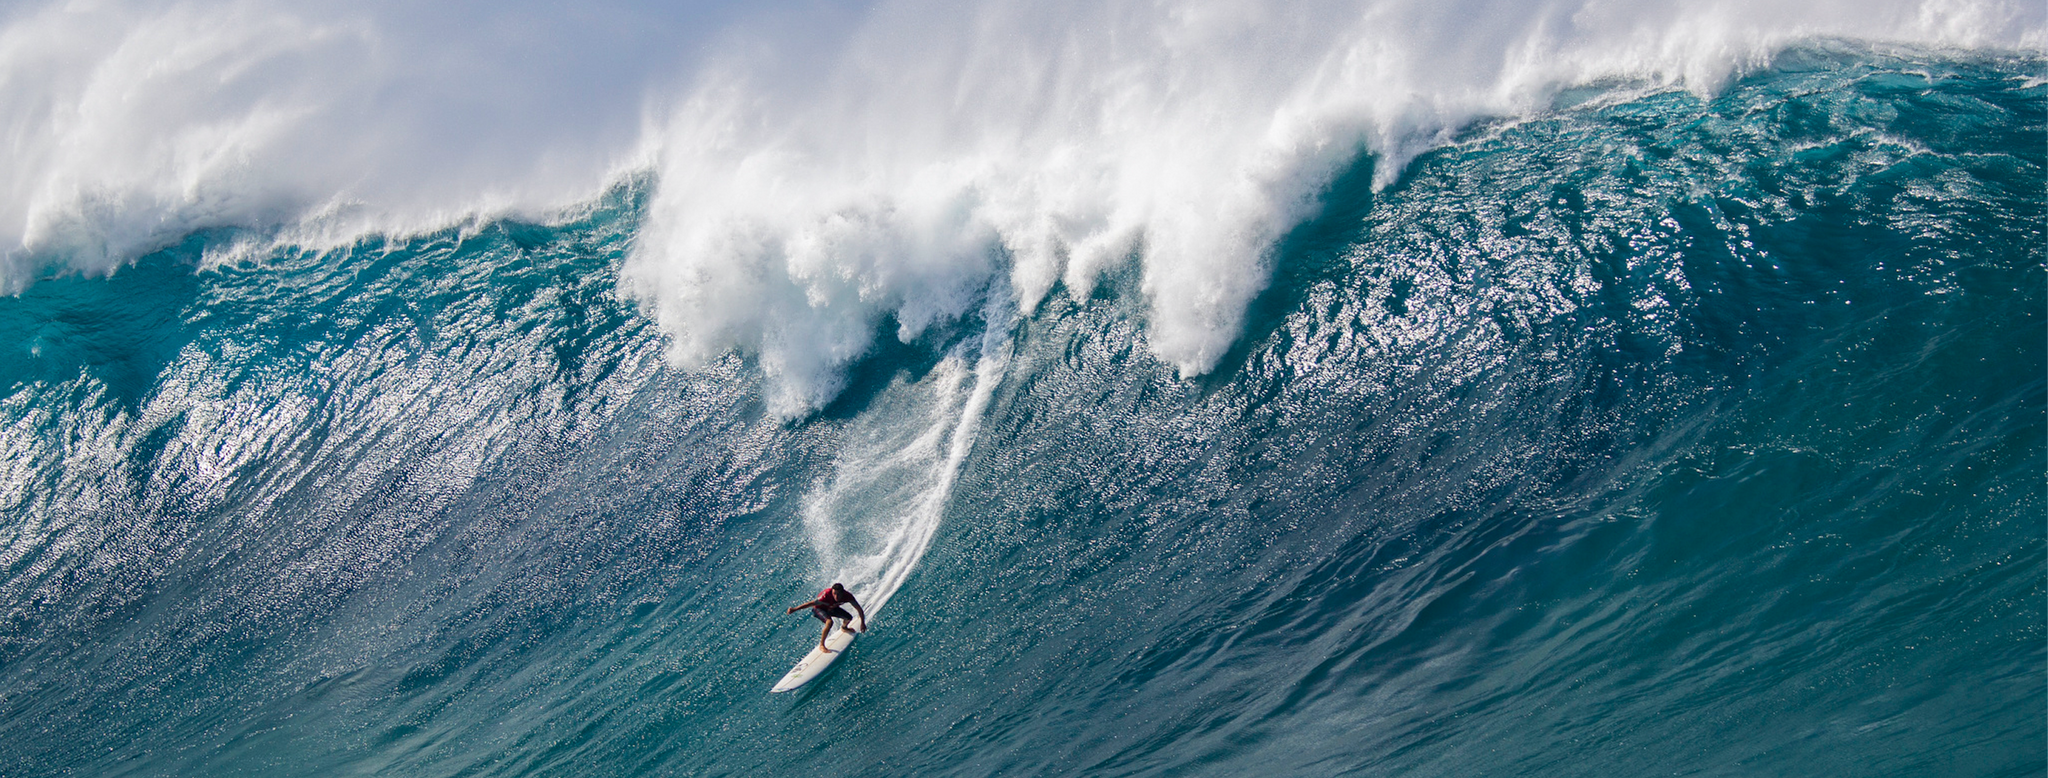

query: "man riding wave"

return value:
[785, 582, 866, 653]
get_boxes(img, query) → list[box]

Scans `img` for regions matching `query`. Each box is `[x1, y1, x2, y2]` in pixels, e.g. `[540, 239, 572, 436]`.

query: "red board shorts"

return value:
[813, 605, 853, 624]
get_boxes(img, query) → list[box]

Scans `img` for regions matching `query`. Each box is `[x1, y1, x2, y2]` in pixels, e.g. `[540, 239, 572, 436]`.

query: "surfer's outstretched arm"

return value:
[785, 598, 822, 614]
[850, 601, 867, 632]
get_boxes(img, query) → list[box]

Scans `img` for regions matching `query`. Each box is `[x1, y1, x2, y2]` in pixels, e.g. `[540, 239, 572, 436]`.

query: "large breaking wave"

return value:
[0, 2, 2042, 776]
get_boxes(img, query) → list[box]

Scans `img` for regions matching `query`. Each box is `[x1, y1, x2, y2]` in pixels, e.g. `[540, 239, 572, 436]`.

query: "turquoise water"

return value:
[0, 47, 2041, 776]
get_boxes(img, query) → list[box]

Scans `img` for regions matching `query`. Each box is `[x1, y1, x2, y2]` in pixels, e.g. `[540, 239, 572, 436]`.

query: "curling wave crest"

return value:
[1, 0, 2041, 411]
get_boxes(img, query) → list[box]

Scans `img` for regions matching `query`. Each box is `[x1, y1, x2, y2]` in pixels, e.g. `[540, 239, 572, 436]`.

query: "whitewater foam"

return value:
[624, 0, 2043, 412]
[0, 0, 695, 284]
[1, 0, 2040, 413]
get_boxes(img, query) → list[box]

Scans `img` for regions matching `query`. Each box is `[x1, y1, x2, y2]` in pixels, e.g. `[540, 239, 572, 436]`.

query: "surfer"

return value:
[785, 583, 866, 653]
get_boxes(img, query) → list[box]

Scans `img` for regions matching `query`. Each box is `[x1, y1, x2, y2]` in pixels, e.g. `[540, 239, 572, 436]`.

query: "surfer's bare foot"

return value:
[820, 646, 834, 654]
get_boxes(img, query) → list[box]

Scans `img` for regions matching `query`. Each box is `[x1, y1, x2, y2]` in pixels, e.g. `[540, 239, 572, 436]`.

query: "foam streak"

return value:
[800, 304, 1013, 616]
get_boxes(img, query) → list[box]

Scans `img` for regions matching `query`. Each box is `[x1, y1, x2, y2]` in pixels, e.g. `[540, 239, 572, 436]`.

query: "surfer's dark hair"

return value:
[832, 582, 846, 591]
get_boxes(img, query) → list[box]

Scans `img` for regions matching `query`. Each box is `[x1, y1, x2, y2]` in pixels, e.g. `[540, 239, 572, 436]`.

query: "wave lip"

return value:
[623, 0, 2045, 412]
[0, 0, 691, 286]
[1, 0, 2041, 411]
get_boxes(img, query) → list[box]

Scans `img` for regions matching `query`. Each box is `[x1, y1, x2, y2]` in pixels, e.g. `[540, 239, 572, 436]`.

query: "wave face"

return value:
[0, 22, 2042, 778]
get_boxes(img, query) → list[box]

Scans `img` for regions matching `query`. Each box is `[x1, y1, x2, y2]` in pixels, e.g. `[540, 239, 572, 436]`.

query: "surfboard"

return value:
[770, 614, 864, 693]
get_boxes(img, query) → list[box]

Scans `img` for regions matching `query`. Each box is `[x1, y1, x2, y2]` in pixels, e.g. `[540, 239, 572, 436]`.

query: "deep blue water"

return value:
[0, 47, 2041, 776]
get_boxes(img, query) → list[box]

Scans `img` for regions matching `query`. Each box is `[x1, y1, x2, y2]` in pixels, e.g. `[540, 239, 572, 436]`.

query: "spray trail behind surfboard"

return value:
[800, 306, 1013, 616]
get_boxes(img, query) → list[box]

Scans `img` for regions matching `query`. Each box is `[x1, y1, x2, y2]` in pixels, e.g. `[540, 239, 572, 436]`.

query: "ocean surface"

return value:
[0, 8, 2042, 777]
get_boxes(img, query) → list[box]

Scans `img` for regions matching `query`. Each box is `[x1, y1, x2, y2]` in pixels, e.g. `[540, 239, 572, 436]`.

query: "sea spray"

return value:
[626, 0, 2042, 413]
[2, 0, 2037, 414]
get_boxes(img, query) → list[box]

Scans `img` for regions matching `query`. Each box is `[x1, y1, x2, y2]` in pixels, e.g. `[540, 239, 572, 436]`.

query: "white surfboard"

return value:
[770, 615, 865, 693]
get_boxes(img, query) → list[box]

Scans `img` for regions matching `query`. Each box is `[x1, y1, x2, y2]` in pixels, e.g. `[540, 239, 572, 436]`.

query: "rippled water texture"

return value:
[0, 48, 2041, 777]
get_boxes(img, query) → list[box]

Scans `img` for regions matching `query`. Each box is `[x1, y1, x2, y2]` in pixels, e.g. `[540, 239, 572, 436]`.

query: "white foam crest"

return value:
[0, 0, 714, 286]
[626, 0, 2043, 412]
[1, 0, 2038, 409]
